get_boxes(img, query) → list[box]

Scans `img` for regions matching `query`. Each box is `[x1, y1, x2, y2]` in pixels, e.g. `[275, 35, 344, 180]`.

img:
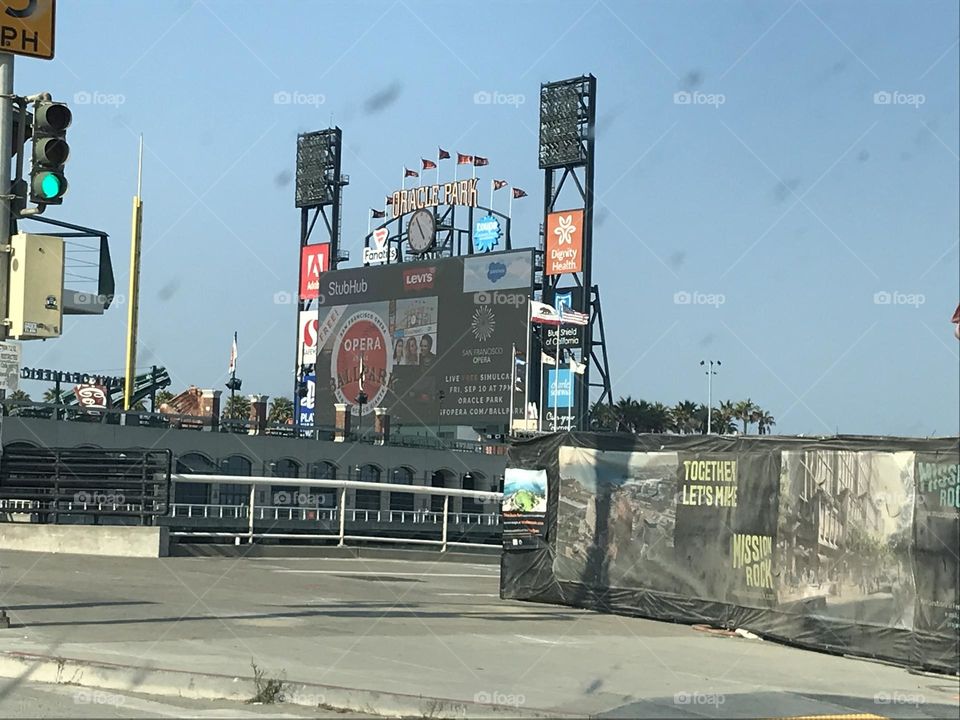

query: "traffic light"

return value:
[30, 101, 72, 205]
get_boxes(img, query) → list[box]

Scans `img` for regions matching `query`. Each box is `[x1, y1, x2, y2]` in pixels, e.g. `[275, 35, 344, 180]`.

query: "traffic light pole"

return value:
[0, 53, 15, 344]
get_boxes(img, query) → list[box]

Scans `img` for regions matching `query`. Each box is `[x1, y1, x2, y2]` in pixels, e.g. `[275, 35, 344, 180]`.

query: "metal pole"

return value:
[441, 494, 449, 552]
[0, 54, 15, 344]
[538, 349, 545, 433]
[508, 342, 515, 436]
[123, 137, 144, 410]
[707, 363, 713, 435]
[247, 482, 255, 544]
[553, 317, 561, 431]
[338, 486, 346, 546]
[523, 306, 531, 430]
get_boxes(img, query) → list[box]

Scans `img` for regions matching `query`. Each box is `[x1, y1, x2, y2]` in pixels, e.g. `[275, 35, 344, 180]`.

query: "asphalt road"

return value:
[0, 550, 957, 718]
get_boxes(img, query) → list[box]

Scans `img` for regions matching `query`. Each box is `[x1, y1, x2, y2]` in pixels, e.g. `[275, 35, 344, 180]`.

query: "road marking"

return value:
[514, 634, 590, 646]
[272, 570, 496, 578]
[437, 592, 500, 597]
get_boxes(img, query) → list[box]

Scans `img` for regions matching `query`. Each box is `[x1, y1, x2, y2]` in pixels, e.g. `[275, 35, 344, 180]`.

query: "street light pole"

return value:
[436, 390, 446, 440]
[700, 360, 721, 434]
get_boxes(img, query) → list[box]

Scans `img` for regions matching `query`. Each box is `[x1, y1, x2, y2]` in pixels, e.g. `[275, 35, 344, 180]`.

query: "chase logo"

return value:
[487, 262, 507, 283]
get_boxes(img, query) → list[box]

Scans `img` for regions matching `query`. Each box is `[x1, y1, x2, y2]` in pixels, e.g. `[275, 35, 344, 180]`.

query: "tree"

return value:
[671, 400, 699, 434]
[222, 394, 251, 421]
[733, 399, 760, 434]
[589, 401, 618, 431]
[714, 401, 738, 434]
[155, 389, 174, 408]
[8, 389, 30, 402]
[268, 396, 294, 425]
[756, 410, 776, 435]
[42, 387, 62, 404]
[614, 396, 640, 433]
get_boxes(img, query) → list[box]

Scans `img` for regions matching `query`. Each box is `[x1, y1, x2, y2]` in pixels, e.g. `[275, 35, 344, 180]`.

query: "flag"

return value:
[438, 147, 451, 160]
[568, 357, 586, 375]
[386, 196, 394, 205]
[404, 167, 419, 178]
[228, 332, 237, 374]
[422, 158, 437, 170]
[558, 305, 589, 326]
[371, 208, 386, 218]
[474, 156, 489, 167]
[493, 179, 508, 191]
[512, 187, 528, 199]
[514, 355, 526, 366]
[457, 152, 473, 165]
[530, 299, 560, 325]
[953, 303, 960, 340]
[541, 352, 556, 366]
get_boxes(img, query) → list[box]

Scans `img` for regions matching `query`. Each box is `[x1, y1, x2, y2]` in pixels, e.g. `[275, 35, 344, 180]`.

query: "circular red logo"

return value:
[331, 311, 391, 413]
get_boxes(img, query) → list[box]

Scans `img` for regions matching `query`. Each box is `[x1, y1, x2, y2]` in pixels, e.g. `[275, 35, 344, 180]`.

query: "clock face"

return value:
[407, 209, 436, 254]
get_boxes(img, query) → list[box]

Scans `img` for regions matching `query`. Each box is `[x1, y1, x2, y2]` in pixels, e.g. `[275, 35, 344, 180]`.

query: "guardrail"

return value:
[170, 474, 503, 551]
[0, 447, 172, 523]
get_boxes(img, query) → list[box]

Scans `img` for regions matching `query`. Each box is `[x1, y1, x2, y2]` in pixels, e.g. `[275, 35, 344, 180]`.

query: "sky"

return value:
[13, 0, 960, 437]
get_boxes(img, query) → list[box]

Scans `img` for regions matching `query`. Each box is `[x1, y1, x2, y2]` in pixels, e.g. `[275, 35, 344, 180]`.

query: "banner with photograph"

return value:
[502, 433, 959, 674]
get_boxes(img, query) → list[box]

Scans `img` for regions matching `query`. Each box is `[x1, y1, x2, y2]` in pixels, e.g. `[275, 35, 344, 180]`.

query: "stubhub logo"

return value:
[403, 267, 435, 290]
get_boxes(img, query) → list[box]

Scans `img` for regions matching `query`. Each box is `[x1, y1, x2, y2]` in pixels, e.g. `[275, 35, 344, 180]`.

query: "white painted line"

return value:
[437, 592, 500, 597]
[272, 570, 496, 578]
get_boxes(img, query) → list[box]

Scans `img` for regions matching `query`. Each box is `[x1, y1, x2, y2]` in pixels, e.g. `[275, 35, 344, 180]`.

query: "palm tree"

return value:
[8, 389, 30, 402]
[733, 399, 760, 434]
[714, 401, 738, 434]
[268, 396, 294, 425]
[614, 396, 640, 433]
[647, 402, 672, 433]
[42, 387, 62, 404]
[671, 400, 699, 434]
[756, 409, 776, 435]
[222, 394, 251, 421]
[589, 401, 618, 431]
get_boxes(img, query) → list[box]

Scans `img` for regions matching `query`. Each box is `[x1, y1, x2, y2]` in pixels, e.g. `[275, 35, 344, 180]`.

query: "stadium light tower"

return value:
[700, 360, 720, 434]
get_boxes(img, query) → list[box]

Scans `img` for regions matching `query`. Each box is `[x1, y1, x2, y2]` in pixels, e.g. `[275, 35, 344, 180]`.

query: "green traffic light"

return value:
[39, 173, 63, 199]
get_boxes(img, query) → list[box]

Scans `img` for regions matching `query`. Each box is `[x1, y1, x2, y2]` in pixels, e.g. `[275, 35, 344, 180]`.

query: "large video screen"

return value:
[299, 250, 534, 429]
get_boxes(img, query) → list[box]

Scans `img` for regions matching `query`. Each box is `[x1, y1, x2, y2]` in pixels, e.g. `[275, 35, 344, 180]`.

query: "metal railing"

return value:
[169, 474, 503, 551]
[0, 447, 172, 523]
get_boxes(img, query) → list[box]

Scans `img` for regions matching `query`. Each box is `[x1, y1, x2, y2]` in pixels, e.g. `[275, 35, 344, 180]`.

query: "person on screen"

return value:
[404, 336, 419, 366]
[419, 334, 436, 367]
[393, 338, 405, 365]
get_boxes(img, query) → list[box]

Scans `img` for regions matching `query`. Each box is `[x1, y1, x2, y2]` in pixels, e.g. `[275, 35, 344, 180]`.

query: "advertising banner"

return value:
[502, 468, 548, 549]
[295, 373, 316, 426]
[545, 209, 584, 276]
[299, 243, 330, 300]
[503, 433, 960, 674]
[542, 287, 585, 350]
[304, 249, 534, 427]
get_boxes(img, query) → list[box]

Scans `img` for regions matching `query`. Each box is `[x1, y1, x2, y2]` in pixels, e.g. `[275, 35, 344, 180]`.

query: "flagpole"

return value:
[509, 342, 516, 437]
[402, 166, 405, 191]
[538, 353, 545, 433]
[509, 191, 513, 219]
[489, 180, 494, 210]
[567, 357, 573, 431]
[523, 302, 531, 430]
[554, 311, 561, 431]
[437, 149, 441, 185]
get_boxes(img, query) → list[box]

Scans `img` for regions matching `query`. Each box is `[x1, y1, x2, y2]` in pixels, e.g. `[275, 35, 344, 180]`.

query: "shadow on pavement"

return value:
[597, 690, 960, 719]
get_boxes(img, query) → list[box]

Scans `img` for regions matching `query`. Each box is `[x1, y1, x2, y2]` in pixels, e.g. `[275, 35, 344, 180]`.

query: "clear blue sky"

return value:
[16, 0, 959, 436]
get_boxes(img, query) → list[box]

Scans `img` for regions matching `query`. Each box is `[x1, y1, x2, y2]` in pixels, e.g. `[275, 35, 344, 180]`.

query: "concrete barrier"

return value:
[0, 525, 168, 558]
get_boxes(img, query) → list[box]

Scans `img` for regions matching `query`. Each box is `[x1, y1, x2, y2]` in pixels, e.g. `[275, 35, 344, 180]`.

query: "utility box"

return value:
[6, 233, 64, 340]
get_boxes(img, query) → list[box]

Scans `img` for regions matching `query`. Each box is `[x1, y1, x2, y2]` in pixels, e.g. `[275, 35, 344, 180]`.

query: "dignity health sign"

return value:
[545, 209, 584, 276]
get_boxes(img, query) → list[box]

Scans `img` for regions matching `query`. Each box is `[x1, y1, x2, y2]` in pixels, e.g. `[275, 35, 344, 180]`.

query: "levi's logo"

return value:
[403, 267, 435, 290]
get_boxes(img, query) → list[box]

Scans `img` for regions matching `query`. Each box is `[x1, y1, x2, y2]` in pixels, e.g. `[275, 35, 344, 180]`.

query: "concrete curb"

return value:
[0, 651, 577, 719]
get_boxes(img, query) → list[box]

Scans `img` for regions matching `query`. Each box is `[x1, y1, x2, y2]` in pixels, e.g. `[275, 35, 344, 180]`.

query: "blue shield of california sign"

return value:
[473, 214, 501, 253]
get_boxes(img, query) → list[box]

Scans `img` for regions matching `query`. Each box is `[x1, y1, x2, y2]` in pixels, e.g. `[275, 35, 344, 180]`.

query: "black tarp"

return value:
[501, 433, 959, 674]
